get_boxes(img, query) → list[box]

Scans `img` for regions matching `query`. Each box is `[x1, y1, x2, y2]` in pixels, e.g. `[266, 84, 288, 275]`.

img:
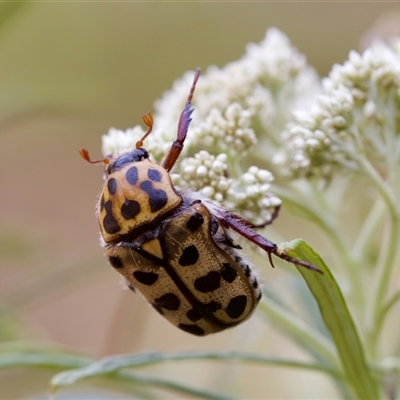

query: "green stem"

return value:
[374, 290, 400, 341]
[274, 186, 361, 288]
[351, 197, 385, 262]
[356, 156, 400, 358]
[274, 187, 348, 262]
[258, 297, 340, 370]
[1, 350, 341, 399]
[65, 351, 343, 380]
[281, 183, 365, 316]
[0, 352, 91, 370]
[356, 156, 398, 219]
[115, 372, 235, 400]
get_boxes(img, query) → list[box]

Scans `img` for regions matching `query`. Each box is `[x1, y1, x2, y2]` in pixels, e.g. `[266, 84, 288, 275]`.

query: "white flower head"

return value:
[101, 126, 146, 156]
[276, 39, 400, 180]
[192, 103, 257, 155]
[245, 27, 307, 83]
[228, 166, 282, 225]
[172, 151, 231, 203]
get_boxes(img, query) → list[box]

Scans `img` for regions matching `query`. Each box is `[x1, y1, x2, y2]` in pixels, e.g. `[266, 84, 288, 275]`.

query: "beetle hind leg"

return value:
[216, 209, 321, 273]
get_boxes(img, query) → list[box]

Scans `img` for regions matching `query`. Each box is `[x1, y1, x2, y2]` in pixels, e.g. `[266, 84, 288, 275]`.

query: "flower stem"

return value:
[274, 185, 362, 292]
[356, 156, 400, 359]
[351, 197, 385, 262]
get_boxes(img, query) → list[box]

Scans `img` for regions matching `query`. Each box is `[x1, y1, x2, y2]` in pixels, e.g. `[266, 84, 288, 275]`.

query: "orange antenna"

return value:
[135, 112, 154, 149]
[79, 148, 111, 165]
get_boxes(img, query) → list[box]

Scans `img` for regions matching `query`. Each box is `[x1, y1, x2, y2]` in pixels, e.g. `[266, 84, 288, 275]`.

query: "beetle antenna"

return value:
[136, 112, 154, 149]
[79, 148, 111, 165]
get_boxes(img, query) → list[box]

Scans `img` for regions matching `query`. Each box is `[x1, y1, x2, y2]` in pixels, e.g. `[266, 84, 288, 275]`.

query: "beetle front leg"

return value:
[162, 68, 201, 172]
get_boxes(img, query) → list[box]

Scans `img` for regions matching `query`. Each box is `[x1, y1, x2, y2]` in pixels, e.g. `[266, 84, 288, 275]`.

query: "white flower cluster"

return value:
[102, 126, 146, 156]
[101, 28, 320, 223]
[192, 103, 257, 155]
[171, 151, 231, 202]
[276, 40, 400, 179]
[153, 28, 320, 155]
[172, 151, 281, 225]
[228, 166, 282, 226]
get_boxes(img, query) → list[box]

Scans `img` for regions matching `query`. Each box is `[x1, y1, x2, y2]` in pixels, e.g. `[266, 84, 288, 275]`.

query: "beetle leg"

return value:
[216, 209, 321, 273]
[162, 68, 201, 172]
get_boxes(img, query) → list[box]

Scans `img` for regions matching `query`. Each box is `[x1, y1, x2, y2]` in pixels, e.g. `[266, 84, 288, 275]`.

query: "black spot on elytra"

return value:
[194, 271, 221, 293]
[107, 178, 117, 195]
[148, 168, 162, 182]
[186, 212, 204, 232]
[220, 263, 237, 283]
[252, 279, 259, 289]
[186, 308, 202, 322]
[133, 271, 158, 286]
[226, 295, 247, 319]
[126, 166, 139, 185]
[121, 199, 141, 219]
[243, 265, 251, 278]
[178, 323, 205, 336]
[140, 181, 168, 212]
[152, 303, 164, 315]
[127, 283, 135, 292]
[205, 300, 221, 313]
[108, 255, 123, 269]
[178, 245, 199, 266]
[103, 200, 121, 234]
[154, 293, 181, 310]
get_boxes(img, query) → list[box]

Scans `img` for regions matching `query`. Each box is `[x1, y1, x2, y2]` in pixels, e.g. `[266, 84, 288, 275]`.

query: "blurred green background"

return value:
[1, 2, 399, 399]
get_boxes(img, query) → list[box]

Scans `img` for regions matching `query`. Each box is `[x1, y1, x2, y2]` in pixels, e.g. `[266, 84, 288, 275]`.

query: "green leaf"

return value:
[50, 350, 342, 384]
[49, 350, 344, 399]
[283, 239, 381, 399]
[113, 373, 235, 400]
[0, 352, 90, 371]
[52, 366, 234, 400]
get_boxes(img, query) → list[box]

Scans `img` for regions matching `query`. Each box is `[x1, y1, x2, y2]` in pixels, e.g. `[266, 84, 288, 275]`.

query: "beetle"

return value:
[80, 68, 319, 336]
